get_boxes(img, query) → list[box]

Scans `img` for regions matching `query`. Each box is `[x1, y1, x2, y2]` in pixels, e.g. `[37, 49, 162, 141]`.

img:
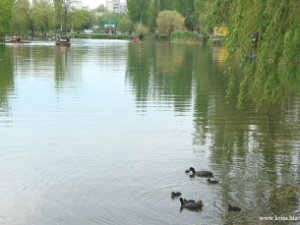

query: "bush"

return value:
[118, 15, 134, 35]
[156, 10, 185, 39]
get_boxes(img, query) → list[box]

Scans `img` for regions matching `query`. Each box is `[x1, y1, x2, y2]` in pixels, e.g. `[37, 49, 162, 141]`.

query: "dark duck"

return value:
[228, 204, 241, 212]
[179, 197, 203, 211]
[171, 192, 181, 198]
[207, 178, 219, 184]
[183, 198, 196, 203]
[189, 167, 213, 178]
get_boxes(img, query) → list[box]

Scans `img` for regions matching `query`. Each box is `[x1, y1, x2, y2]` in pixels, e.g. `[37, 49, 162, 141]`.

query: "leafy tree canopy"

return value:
[0, 0, 15, 37]
[127, 0, 151, 25]
[208, 0, 300, 109]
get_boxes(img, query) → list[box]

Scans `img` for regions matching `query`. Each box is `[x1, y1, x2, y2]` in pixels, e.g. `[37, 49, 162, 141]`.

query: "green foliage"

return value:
[209, 0, 300, 109]
[156, 10, 185, 39]
[31, 0, 56, 35]
[171, 31, 199, 42]
[0, 0, 15, 37]
[172, 0, 196, 31]
[194, 0, 214, 32]
[53, 0, 77, 33]
[11, 0, 31, 35]
[151, 0, 215, 32]
[72, 8, 93, 31]
[11, 0, 56, 36]
[153, 0, 172, 11]
[74, 32, 132, 40]
[127, 0, 151, 25]
[118, 14, 134, 34]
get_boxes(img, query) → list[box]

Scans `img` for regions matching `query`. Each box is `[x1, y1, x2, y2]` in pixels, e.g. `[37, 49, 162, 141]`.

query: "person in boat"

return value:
[249, 31, 259, 60]
[16, 36, 22, 42]
[251, 31, 259, 49]
[11, 35, 24, 43]
[133, 36, 140, 43]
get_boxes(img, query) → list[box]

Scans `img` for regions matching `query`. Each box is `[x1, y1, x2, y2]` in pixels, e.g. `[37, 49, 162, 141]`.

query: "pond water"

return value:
[0, 39, 300, 225]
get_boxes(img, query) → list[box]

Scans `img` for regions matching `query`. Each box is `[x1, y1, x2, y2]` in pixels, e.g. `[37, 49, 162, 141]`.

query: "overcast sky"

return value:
[81, 0, 126, 9]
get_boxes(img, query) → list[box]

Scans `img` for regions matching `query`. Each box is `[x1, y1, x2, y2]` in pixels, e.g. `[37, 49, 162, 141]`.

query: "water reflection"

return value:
[0, 46, 14, 122]
[126, 41, 300, 224]
[0, 40, 300, 224]
[54, 46, 82, 90]
[126, 42, 194, 113]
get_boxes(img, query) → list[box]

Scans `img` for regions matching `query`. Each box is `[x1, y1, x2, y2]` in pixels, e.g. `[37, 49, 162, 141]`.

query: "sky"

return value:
[81, 0, 126, 9]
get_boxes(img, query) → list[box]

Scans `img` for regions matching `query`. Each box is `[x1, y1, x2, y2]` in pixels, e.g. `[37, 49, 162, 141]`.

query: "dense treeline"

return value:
[126, 0, 214, 32]
[0, 0, 94, 38]
[0, 0, 215, 39]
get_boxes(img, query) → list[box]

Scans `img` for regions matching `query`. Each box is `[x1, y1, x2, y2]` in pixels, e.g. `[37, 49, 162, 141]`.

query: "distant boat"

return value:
[7, 35, 30, 44]
[55, 37, 71, 47]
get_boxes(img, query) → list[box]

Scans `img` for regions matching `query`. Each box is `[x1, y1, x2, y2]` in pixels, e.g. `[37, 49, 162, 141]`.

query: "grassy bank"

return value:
[170, 31, 201, 43]
[74, 32, 133, 40]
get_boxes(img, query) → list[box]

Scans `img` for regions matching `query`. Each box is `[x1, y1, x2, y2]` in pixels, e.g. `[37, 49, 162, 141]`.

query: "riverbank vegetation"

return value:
[171, 31, 200, 43]
[0, 0, 216, 42]
[73, 32, 132, 40]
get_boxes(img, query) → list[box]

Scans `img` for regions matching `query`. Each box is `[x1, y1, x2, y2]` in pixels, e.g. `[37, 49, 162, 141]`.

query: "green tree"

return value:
[127, 0, 151, 25]
[0, 0, 15, 41]
[156, 10, 185, 38]
[153, 0, 172, 11]
[72, 8, 93, 31]
[194, 0, 214, 32]
[31, 0, 55, 36]
[208, 0, 300, 108]
[172, 0, 196, 31]
[11, 0, 33, 35]
[118, 14, 134, 34]
[150, 0, 172, 30]
[53, 0, 77, 33]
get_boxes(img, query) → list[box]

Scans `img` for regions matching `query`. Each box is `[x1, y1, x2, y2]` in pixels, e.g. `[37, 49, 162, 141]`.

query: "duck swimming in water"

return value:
[171, 192, 181, 198]
[180, 197, 203, 211]
[189, 167, 213, 178]
[183, 198, 196, 203]
[207, 178, 219, 184]
[228, 204, 241, 212]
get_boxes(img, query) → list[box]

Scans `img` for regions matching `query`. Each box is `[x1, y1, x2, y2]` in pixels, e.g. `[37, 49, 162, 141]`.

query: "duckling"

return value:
[207, 178, 219, 184]
[180, 197, 203, 211]
[183, 198, 196, 203]
[171, 192, 181, 198]
[228, 204, 241, 212]
[189, 167, 213, 178]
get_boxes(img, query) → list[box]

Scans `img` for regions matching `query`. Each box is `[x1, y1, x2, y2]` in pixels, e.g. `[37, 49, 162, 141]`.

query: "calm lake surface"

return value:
[0, 39, 300, 225]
